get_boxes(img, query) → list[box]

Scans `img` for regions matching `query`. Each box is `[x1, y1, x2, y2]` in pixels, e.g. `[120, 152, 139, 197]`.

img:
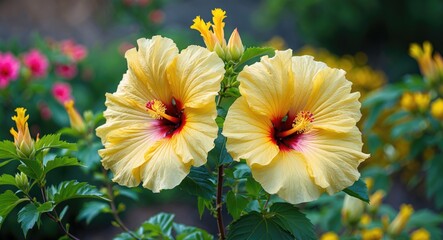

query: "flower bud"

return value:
[10, 108, 35, 158]
[368, 190, 385, 213]
[64, 100, 86, 134]
[227, 28, 244, 61]
[342, 195, 366, 225]
[213, 42, 226, 60]
[15, 172, 29, 193]
[431, 98, 443, 120]
[400, 92, 416, 111]
[388, 204, 414, 236]
[361, 228, 383, 240]
[320, 232, 339, 240]
[411, 228, 430, 240]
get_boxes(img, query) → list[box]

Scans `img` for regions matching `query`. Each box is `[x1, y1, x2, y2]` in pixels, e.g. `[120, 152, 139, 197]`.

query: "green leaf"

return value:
[44, 156, 82, 175]
[47, 180, 107, 204]
[0, 140, 19, 160]
[179, 166, 216, 200]
[0, 159, 14, 168]
[18, 203, 39, 237]
[18, 159, 44, 181]
[174, 223, 213, 240]
[270, 203, 316, 240]
[37, 201, 55, 213]
[235, 47, 275, 70]
[35, 134, 76, 153]
[0, 174, 17, 187]
[77, 201, 108, 224]
[208, 129, 233, 165]
[407, 210, 443, 228]
[245, 176, 262, 197]
[197, 197, 212, 219]
[227, 212, 294, 240]
[343, 178, 369, 203]
[0, 190, 27, 229]
[226, 191, 249, 220]
[147, 213, 174, 237]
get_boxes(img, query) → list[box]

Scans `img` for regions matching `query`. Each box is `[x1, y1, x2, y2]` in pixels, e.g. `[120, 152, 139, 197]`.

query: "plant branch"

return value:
[216, 165, 226, 240]
[103, 169, 140, 240]
[40, 186, 79, 240]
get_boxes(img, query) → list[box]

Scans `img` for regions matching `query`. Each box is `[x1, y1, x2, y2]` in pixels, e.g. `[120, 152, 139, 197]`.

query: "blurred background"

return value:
[1, 0, 443, 239]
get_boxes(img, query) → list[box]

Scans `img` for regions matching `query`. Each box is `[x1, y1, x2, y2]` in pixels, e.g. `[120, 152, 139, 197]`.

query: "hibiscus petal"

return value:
[251, 150, 323, 204]
[223, 97, 279, 166]
[238, 50, 295, 121]
[138, 139, 192, 192]
[306, 67, 362, 132]
[173, 103, 218, 166]
[126, 36, 178, 103]
[99, 122, 163, 187]
[96, 93, 151, 143]
[167, 45, 225, 108]
[289, 55, 327, 114]
[300, 127, 370, 194]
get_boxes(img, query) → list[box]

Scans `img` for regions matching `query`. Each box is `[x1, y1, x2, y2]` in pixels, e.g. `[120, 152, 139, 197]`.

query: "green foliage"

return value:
[208, 130, 233, 166]
[44, 156, 82, 175]
[77, 201, 109, 224]
[179, 166, 216, 200]
[35, 134, 77, 153]
[0, 190, 26, 229]
[228, 203, 315, 240]
[226, 191, 249, 220]
[18, 158, 44, 181]
[343, 178, 369, 203]
[235, 47, 275, 71]
[17, 203, 40, 238]
[0, 140, 20, 161]
[47, 180, 107, 204]
[114, 213, 213, 240]
[0, 174, 17, 187]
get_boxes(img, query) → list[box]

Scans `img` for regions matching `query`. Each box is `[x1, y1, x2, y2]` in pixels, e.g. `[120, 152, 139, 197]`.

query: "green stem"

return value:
[40, 187, 79, 240]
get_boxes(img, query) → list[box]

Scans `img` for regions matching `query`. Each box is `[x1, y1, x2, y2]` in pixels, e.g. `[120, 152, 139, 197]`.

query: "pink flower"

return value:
[60, 40, 87, 62]
[55, 63, 77, 79]
[38, 102, 52, 120]
[0, 52, 20, 88]
[23, 49, 49, 78]
[149, 10, 164, 24]
[52, 82, 72, 104]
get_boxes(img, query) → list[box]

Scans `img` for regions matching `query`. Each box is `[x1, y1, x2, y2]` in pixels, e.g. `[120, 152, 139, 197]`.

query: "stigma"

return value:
[278, 111, 314, 138]
[146, 100, 180, 124]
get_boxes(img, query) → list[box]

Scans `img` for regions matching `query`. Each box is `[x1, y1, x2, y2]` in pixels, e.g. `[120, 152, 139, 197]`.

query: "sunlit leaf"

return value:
[47, 180, 107, 204]
[0, 190, 27, 229]
[0, 140, 19, 161]
[44, 156, 82, 175]
[235, 47, 275, 71]
[0, 174, 17, 187]
[174, 223, 213, 240]
[35, 134, 76, 153]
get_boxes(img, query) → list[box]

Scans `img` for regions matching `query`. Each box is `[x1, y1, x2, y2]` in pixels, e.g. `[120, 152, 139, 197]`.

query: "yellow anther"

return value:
[278, 111, 314, 138]
[146, 100, 180, 124]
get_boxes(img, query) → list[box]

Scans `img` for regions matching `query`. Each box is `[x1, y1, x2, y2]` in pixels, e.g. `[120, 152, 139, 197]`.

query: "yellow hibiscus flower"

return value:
[96, 36, 225, 192]
[223, 50, 369, 204]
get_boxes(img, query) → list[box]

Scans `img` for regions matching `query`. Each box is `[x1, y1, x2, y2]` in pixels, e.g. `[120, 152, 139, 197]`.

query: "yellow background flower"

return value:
[223, 50, 369, 204]
[97, 36, 225, 192]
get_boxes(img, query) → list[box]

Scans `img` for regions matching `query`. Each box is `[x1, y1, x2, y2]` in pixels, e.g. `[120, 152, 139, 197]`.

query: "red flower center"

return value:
[272, 111, 314, 151]
[146, 98, 185, 138]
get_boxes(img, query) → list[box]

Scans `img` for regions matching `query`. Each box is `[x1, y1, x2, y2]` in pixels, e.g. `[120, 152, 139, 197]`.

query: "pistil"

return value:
[278, 111, 314, 138]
